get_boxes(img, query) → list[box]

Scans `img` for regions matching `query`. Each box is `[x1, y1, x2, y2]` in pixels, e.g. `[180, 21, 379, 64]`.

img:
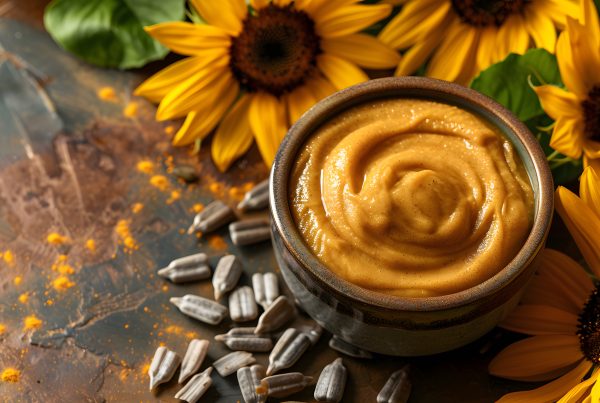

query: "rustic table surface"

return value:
[0, 2, 577, 402]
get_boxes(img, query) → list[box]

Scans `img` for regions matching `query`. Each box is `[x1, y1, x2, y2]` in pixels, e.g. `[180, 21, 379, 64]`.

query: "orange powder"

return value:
[116, 220, 138, 252]
[131, 203, 144, 214]
[166, 190, 181, 205]
[47, 232, 69, 245]
[23, 315, 42, 331]
[52, 276, 75, 291]
[18, 293, 29, 304]
[208, 235, 228, 251]
[85, 239, 96, 253]
[97, 87, 117, 101]
[0, 324, 6, 334]
[13, 276, 22, 286]
[149, 175, 169, 192]
[191, 203, 204, 213]
[123, 101, 138, 117]
[136, 160, 154, 174]
[3, 250, 15, 266]
[1, 368, 20, 383]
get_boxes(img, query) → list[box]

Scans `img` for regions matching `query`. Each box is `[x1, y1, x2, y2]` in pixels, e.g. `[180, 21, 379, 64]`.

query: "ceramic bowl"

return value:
[269, 77, 553, 356]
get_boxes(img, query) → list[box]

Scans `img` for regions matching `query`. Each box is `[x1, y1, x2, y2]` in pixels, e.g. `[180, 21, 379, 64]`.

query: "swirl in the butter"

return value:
[290, 99, 534, 297]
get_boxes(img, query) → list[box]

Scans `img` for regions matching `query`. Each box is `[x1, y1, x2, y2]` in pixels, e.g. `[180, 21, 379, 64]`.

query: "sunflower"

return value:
[489, 249, 600, 402]
[134, 0, 399, 171]
[378, 0, 579, 85]
[555, 164, 600, 275]
[533, 0, 600, 162]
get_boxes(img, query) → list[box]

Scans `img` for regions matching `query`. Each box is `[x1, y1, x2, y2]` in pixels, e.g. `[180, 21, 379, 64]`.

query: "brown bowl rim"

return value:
[270, 76, 553, 312]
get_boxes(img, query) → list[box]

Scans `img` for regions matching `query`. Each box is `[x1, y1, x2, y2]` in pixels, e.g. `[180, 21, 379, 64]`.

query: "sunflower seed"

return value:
[255, 295, 295, 335]
[175, 367, 213, 403]
[328, 336, 373, 359]
[170, 294, 228, 325]
[229, 286, 259, 322]
[187, 200, 235, 234]
[267, 328, 312, 375]
[298, 322, 323, 345]
[237, 179, 269, 212]
[237, 364, 267, 403]
[158, 253, 211, 283]
[172, 165, 198, 183]
[179, 339, 210, 383]
[212, 254, 243, 300]
[215, 328, 273, 352]
[257, 372, 314, 398]
[314, 358, 347, 403]
[148, 346, 181, 390]
[252, 272, 280, 310]
[377, 366, 411, 403]
[229, 219, 271, 246]
[212, 351, 256, 377]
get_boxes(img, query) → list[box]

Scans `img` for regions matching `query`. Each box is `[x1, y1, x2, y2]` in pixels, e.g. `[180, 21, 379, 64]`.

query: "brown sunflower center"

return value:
[582, 86, 600, 142]
[578, 285, 600, 364]
[451, 0, 530, 27]
[229, 4, 320, 96]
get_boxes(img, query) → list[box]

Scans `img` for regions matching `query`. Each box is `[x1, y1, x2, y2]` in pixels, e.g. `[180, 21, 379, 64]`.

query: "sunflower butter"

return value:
[290, 99, 534, 297]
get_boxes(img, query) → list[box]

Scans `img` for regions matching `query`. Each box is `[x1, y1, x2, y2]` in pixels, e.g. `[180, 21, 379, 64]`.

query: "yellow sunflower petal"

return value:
[501, 305, 579, 335]
[581, 0, 600, 48]
[144, 23, 231, 56]
[556, 186, 600, 277]
[556, 31, 588, 98]
[248, 92, 288, 166]
[156, 67, 232, 121]
[315, 4, 392, 38]
[584, 140, 600, 160]
[172, 81, 239, 146]
[304, 75, 337, 100]
[321, 34, 400, 69]
[394, 26, 445, 76]
[134, 55, 223, 103]
[273, 0, 292, 6]
[489, 335, 583, 382]
[580, 166, 600, 213]
[189, 0, 246, 35]
[211, 95, 254, 172]
[476, 27, 499, 72]
[427, 21, 477, 82]
[286, 85, 317, 125]
[558, 368, 599, 403]
[493, 14, 529, 64]
[250, 0, 269, 9]
[317, 54, 368, 90]
[498, 361, 593, 403]
[540, 0, 580, 28]
[298, 0, 359, 19]
[566, 15, 600, 96]
[524, 9, 557, 52]
[377, 0, 448, 49]
[590, 371, 600, 403]
[584, 155, 600, 171]
[534, 85, 582, 120]
[550, 117, 585, 159]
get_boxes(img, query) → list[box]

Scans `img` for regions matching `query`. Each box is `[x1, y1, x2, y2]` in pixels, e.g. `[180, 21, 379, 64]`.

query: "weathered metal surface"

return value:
[0, 15, 548, 403]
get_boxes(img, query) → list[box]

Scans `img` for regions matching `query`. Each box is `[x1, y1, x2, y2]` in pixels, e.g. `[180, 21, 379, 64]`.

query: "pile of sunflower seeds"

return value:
[151, 181, 412, 402]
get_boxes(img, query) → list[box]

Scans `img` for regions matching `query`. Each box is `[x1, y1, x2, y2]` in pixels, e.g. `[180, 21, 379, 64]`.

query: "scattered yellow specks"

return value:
[209, 182, 222, 194]
[52, 276, 75, 291]
[51, 256, 75, 275]
[47, 233, 69, 245]
[116, 220, 138, 253]
[228, 186, 245, 199]
[243, 182, 255, 192]
[85, 239, 96, 253]
[1, 368, 20, 383]
[191, 203, 204, 213]
[185, 331, 198, 340]
[45, 299, 54, 306]
[164, 125, 175, 135]
[143, 306, 150, 313]
[165, 325, 183, 335]
[2, 250, 15, 266]
[123, 101, 138, 117]
[131, 203, 144, 214]
[149, 175, 169, 191]
[124, 324, 129, 329]
[140, 363, 151, 376]
[166, 190, 181, 205]
[18, 293, 29, 304]
[161, 285, 168, 292]
[0, 324, 5, 334]
[13, 276, 22, 286]
[23, 315, 42, 331]
[136, 160, 154, 174]
[97, 86, 117, 102]
[158, 341, 166, 347]
[208, 235, 228, 251]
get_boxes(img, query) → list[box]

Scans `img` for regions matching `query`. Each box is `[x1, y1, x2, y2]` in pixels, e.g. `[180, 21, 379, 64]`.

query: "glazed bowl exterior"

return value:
[269, 77, 553, 356]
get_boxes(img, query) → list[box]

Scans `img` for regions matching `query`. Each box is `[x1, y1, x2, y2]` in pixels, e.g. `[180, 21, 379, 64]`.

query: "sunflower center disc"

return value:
[583, 86, 600, 142]
[578, 286, 600, 364]
[230, 4, 320, 96]
[451, 0, 529, 27]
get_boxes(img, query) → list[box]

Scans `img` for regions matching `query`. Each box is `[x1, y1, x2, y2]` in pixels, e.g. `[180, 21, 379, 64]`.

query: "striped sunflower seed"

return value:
[215, 328, 273, 352]
[212, 351, 256, 377]
[170, 294, 228, 325]
[298, 322, 323, 345]
[256, 372, 314, 398]
[237, 179, 269, 212]
[377, 365, 411, 403]
[229, 219, 271, 246]
[229, 286, 259, 322]
[237, 364, 267, 403]
[255, 295, 295, 335]
[267, 328, 312, 376]
[252, 272, 279, 310]
[158, 253, 210, 283]
[179, 339, 210, 384]
[187, 200, 235, 234]
[328, 336, 373, 359]
[175, 367, 213, 403]
[212, 254, 243, 300]
[314, 358, 347, 403]
[148, 346, 181, 390]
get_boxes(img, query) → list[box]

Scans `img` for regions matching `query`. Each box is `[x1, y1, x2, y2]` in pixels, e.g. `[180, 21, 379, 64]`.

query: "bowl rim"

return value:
[270, 76, 553, 312]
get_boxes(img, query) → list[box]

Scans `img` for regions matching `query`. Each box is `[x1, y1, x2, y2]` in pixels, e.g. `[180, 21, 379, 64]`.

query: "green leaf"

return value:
[470, 48, 562, 122]
[44, 0, 185, 69]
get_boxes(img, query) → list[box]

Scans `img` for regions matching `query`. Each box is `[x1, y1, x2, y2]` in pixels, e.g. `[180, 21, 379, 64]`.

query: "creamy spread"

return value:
[290, 99, 534, 297]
